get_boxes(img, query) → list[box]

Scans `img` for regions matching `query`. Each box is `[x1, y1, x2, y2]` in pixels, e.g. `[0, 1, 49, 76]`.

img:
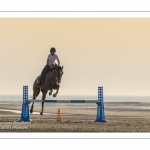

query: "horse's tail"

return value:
[33, 76, 40, 99]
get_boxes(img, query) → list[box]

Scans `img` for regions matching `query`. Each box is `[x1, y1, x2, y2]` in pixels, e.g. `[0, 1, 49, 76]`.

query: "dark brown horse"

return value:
[30, 66, 63, 115]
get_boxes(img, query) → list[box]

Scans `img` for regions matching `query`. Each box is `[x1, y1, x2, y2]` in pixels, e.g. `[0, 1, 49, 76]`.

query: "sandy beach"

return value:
[0, 102, 150, 132]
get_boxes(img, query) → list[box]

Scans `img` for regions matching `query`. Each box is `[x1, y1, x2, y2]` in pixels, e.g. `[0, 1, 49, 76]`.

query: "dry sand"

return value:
[0, 102, 150, 132]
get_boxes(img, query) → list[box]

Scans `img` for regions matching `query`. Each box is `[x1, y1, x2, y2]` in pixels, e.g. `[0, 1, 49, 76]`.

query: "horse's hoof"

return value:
[40, 112, 43, 115]
[49, 92, 52, 96]
[30, 109, 33, 113]
[53, 94, 57, 97]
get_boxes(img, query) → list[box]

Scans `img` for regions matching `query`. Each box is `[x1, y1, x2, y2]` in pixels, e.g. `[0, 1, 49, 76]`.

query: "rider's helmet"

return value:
[50, 47, 56, 53]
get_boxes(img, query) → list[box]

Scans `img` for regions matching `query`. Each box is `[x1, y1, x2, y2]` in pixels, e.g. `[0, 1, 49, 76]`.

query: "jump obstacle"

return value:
[19, 86, 106, 122]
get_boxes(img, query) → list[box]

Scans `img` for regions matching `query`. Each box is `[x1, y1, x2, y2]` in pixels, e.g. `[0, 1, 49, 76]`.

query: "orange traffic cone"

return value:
[57, 109, 61, 121]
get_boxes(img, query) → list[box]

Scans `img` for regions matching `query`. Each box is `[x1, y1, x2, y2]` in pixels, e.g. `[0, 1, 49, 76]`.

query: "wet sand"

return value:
[0, 102, 150, 132]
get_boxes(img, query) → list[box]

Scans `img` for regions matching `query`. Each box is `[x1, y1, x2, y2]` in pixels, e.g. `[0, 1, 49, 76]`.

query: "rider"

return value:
[37, 47, 60, 86]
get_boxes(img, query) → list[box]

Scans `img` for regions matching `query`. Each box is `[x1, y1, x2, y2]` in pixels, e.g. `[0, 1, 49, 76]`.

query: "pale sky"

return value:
[0, 18, 150, 96]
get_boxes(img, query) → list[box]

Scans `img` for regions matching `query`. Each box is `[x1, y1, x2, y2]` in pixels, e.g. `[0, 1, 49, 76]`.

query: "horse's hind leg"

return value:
[40, 90, 48, 115]
[30, 87, 40, 113]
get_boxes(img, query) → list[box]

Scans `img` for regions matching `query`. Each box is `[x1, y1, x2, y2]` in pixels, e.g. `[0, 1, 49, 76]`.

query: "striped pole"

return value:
[28, 100, 98, 103]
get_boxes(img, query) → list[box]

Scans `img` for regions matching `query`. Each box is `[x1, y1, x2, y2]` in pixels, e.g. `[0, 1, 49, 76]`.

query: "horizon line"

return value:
[1, 11, 150, 12]
[1, 94, 150, 97]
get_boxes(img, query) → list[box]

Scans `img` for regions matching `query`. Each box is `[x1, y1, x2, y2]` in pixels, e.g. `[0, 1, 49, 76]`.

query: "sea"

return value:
[0, 95, 150, 110]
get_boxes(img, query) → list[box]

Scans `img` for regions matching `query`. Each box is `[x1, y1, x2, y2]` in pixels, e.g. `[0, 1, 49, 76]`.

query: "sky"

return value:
[0, 18, 150, 96]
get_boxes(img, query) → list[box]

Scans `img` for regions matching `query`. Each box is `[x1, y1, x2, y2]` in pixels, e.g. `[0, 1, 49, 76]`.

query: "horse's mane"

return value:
[56, 66, 62, 70]
[50, 66, 63, 73]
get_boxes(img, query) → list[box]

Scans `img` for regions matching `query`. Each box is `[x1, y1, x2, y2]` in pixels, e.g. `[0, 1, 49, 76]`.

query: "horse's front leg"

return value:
[53, 85, 60, 97]
[40, 90, 48, 115]
[49, 87, 53, 96]
[47, 82, 53, 95]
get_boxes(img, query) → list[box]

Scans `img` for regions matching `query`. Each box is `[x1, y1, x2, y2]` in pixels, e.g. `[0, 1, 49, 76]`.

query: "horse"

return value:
[30, 65, 63, 115]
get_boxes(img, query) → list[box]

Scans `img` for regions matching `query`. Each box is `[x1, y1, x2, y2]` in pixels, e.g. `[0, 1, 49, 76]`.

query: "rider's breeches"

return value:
[41, 65, 51, 76]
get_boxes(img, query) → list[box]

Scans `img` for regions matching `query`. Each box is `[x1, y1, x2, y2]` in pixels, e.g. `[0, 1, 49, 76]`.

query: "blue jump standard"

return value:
[19, 86, 31, 122]
[19, 86, 107, 122]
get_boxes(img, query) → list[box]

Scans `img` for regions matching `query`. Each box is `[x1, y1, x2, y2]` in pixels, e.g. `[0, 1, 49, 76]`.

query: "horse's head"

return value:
[54, 66, 63, 84]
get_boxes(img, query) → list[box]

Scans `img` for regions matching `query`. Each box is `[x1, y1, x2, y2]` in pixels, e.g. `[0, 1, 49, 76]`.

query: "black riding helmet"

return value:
[50, 47, 56, 52]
